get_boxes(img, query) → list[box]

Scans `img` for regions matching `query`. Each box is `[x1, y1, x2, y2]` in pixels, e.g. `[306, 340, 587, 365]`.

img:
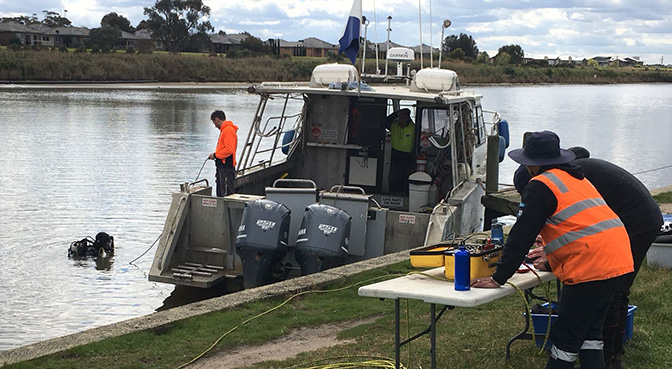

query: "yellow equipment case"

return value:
[410, 241, 503, 280]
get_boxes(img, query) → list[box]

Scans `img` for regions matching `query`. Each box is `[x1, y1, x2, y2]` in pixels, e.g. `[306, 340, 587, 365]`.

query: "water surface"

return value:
[0, 83, 670, 351]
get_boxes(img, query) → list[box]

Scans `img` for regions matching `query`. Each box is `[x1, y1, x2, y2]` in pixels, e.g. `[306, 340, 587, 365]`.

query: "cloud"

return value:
[1, 0, 670, 64]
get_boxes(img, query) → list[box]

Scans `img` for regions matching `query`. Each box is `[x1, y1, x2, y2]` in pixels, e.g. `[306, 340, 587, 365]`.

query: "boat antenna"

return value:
[418, 0, 424, 69]
[361, 16, 369, 74]
[429, 0, 434, 68]
[385, 16, 392, 76]
[438, 19, 451, 68]
[373, 0, 380, 74]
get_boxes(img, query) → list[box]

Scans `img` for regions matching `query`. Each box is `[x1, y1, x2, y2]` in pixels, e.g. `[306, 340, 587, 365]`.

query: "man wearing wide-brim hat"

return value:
[472, 131, 634, 369]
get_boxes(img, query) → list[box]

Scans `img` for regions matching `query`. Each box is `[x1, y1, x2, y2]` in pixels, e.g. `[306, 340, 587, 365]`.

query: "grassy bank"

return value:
[5, 254, 672, 367]
[1, 49, 671, 84]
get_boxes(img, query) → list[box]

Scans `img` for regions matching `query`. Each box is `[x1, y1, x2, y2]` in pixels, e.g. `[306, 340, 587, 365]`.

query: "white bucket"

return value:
[408, 171, 432, 212]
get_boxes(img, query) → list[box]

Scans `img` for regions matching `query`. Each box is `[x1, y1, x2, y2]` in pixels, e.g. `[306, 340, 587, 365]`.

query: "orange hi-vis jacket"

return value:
[533, 169, 633, 285]
[215, 120, 238, 167]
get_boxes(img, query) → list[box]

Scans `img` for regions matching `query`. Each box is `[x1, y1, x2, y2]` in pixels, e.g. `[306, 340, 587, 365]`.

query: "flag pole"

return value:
[358, 35, 362, 95]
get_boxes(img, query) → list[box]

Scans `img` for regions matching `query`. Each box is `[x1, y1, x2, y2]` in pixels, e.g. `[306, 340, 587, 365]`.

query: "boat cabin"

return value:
[149, 64, 504, 289]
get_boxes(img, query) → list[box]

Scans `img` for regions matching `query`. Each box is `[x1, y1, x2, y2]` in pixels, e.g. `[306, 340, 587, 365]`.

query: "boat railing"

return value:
[482, 109, 502, 136]
[238, 93, 304, 173]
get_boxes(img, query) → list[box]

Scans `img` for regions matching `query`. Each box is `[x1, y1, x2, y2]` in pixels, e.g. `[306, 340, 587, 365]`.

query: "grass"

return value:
[4, 257, 672, 369]
[653, 191, 672, 204]
[1, 48, 672, 83]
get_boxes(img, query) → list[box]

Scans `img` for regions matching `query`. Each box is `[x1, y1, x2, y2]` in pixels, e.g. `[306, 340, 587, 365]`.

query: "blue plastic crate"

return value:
[529, 304, 637, 349]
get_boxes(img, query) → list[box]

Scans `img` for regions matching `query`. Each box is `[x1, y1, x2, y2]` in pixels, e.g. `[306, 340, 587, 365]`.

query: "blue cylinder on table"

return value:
[454, 246, 470, 291]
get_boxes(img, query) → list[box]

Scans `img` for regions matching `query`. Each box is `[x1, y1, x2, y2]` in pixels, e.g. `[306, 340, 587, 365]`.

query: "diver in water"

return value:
[68, 232, 114, 258]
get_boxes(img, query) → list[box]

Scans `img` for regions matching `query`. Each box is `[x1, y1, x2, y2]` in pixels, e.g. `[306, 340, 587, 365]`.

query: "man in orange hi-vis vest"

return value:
[208, 110, 238, 196]
[472, 131, 633, 369]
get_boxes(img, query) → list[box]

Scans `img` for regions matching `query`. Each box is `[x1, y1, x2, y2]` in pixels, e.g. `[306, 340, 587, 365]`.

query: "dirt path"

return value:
[185, 316, 379, 369]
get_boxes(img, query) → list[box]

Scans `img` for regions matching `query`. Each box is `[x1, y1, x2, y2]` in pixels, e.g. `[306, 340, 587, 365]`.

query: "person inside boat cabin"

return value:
[386, 108, 415, 193]
[208, 110, 239, 196]
[471, 131, 634, 369]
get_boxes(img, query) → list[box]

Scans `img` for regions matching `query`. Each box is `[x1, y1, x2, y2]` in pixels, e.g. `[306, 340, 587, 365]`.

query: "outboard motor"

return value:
[235, 199, 291, 288]
[295, 204, 351, 275]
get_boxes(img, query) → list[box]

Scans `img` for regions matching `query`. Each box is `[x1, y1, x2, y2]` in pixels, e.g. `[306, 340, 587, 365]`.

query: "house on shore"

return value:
[0, 21, 41, 46]
[210, 33, 249, 54]
[118, 29, 162, 51]
[269, 37, 338, 57]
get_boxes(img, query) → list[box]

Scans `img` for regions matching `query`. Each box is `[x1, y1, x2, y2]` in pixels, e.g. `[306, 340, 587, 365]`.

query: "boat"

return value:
[148, 63, 509, 289]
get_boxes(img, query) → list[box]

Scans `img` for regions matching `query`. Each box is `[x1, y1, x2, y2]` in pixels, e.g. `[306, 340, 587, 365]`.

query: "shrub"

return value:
[8, 36, 22, 46]
[125, 47, 136, 54]
[136, 39, 154, 54]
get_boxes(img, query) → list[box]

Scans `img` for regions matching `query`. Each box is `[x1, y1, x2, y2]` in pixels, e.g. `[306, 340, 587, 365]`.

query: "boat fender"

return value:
[498, 120, 510, 148]
[498, 135, 506, 163]
[281, 130, 295, 155]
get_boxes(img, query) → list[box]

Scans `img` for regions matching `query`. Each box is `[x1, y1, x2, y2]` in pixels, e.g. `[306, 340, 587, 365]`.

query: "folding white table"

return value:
[358, 267, 557, 369]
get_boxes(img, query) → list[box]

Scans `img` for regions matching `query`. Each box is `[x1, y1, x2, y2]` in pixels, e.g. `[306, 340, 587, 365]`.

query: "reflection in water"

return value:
[0, 84, 670, 352]
[71, 256, 115, 271]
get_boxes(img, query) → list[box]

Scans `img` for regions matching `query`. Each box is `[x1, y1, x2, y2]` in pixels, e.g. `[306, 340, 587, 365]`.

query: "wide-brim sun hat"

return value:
[508, 130, 575, 166]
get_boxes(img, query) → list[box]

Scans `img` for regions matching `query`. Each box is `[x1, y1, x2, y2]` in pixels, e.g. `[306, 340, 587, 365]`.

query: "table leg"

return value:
[506, 295, 532, 358]
[394, 301, 451, 368]
[395, 298, 400, 369]
[430, 303, 436, 369]
[506, 281, 562, 357]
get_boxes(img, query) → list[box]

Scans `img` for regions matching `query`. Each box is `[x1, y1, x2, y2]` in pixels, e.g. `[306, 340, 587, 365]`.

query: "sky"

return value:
[1, 0, 671, 65]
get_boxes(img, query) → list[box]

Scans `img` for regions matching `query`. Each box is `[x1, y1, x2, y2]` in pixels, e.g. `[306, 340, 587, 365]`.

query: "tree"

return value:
[182, 33, 213, 53]
[42, 10, 72, 27]
[476, 51, 490, 64]
[448, 48, 465, 61]
[443, 33, 478, 59]
[1, 15, 39, 25]
[101, 12, 135, 33]
[86, 26, 122, 52]
[497, 44, 525, 64]
[136, 20, 149, 31]
[495, 51, 511, 66]
[143, 0, 214, 53]
[240, 35, 271, 55]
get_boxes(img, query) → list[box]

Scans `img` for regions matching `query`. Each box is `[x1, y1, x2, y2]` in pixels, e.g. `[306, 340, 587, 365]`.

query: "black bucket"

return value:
[295, 203, 351, 275]
[235, 199, 290, 288]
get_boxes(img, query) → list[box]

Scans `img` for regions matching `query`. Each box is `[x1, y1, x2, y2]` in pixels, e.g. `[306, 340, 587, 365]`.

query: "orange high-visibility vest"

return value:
[533, 169, 633, 285]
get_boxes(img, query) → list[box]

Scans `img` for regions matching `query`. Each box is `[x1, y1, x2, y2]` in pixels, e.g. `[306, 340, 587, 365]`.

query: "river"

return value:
[0, 83, 670, 351]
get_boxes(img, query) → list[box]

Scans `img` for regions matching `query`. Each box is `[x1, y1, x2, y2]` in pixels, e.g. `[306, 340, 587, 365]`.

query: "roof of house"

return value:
[120, 30, 152, 40]
[374, 41, 405, 52]
[276, 37, 337, 49]
[409, 44, 440, 54]
[210, 33, 249, 45]
[0, 21, 38, 33]
[23, 23, 90, 36]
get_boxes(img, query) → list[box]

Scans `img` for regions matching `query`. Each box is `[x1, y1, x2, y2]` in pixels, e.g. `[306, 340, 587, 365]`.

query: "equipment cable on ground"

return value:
[176, 274, 403, 369]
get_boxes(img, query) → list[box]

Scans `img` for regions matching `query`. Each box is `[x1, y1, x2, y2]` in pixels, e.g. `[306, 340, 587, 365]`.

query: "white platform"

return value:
[358, 266, 556, 307]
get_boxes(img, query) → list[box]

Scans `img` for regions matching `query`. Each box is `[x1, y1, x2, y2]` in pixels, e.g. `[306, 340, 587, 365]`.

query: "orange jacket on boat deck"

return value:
[215, 120, 238, 167]
[534, 168, 633, 285]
